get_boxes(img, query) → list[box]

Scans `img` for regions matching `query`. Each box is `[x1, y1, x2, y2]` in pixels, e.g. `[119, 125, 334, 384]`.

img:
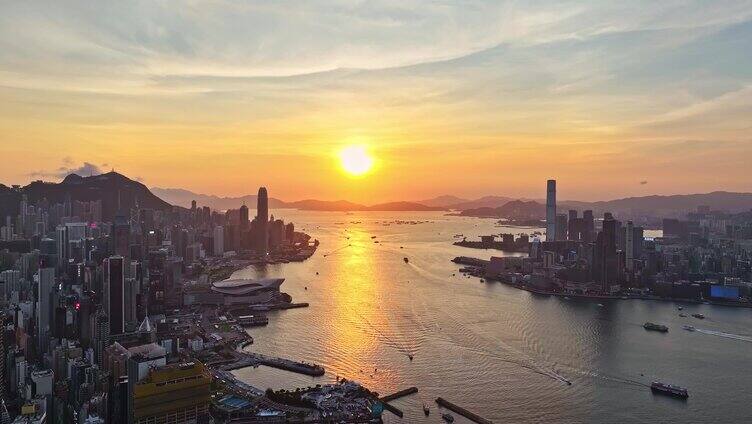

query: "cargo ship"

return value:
[651, 382, 689, 399]
[643, 322, 669, 332]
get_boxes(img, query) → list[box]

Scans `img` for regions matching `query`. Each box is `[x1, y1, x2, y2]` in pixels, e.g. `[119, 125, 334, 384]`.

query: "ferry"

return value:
[683, 325, 696, 331]
[643, 322, 669, 332]
[423, 403, 430, 416]
[692, 313, 705, 319]
[442, 413, 455, 422]
[650, 381, 689, 399]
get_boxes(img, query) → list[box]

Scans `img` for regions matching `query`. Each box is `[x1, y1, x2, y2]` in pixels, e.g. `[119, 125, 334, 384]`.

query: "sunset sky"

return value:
[1, 1, 751, 203]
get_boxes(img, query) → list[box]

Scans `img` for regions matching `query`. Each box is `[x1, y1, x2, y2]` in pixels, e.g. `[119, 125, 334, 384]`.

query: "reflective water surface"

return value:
[232, 211, 752, 423]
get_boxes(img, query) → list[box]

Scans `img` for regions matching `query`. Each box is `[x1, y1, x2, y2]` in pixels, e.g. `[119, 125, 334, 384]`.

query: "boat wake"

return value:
[694, 328, 752, 343]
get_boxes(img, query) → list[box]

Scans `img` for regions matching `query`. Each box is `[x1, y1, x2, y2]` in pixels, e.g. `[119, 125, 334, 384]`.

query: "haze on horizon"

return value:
[1, 1, 751, 203]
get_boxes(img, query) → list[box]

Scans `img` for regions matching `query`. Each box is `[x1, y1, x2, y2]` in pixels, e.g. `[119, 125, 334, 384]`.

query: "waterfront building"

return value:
[257, 187, 269, 255]
[625, 221, 634, 271]
[131, 361, 211, 424]
[185, 278, 284, 306]
[546, 180, 556, 242]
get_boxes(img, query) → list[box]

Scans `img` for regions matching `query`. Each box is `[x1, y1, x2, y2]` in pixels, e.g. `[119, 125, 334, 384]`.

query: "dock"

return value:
[220, 351, 325, 376]
[380, 387, 418, 403]
[435, 397, 493, 424]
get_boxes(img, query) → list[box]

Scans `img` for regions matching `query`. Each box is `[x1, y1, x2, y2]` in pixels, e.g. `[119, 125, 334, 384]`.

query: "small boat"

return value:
[403, 257, 409, 263]
[678, 306, 684, 310]
[692, 313, 705, 319]
[651, 381, 689, 399]
[408, 355, 413, 361]
[683, 325, 695, 331]
[442, 413, 455, 422]
[643, 322, 669, 332]
[423, 403, 430, 416]
[679, 313, 687, 317]
[597, 303, 604, 307]
[304, 286, 307, 290]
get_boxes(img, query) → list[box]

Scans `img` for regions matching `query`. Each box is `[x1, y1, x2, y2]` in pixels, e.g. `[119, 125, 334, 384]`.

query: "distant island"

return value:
[152, 186, 752, 218]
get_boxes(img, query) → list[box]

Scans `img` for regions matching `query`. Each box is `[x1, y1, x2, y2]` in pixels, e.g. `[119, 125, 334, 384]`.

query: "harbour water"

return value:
[231, 211, 752, 423]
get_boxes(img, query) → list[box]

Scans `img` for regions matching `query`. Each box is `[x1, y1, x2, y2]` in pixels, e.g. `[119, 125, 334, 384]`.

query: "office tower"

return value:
[546, 180, 556, 242]
[92, 307, 110, 367]
[131, 362, 211, 424]
[164, 257, 183, 309]
[66, 222, 87, 242]
[633, 226, 644, 260]
[112, 214, 130, 259]
[127, 343, 168, 422]
[257, 187, 269, 255]
[594, 213, 618, 294]
[124, 278, 138, 330]
[625, 221, 634, 271]
[239, 204, 249, 228]
[36, 268, 55, 354]
[213, 226, 224, 256]
[555, 213, 568, 241]
[104, 256, 125, 334]
[55, 225, 67, 268]
[582, 210, 595, 243]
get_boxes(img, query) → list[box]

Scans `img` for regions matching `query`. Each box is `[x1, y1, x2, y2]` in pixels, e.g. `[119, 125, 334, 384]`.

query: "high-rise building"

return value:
[545, 180, 556, 242]
[239, 204, 249, 228]
[131, 362, 211, 424]
[257, 187, 269, 255]
[594, 213, 619, 293]
[212, 226, 224, 256]
[555, 213, 568, 241]
[625, 221, 634, 271]
[112, 214, 130, 260]
[55, 225, 67, 269]
[104, 256, 125, 334]
[36, 268, 55, 354]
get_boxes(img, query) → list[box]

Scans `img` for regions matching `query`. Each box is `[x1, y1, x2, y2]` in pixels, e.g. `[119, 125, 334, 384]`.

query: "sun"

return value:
[339, 145, 374, 176]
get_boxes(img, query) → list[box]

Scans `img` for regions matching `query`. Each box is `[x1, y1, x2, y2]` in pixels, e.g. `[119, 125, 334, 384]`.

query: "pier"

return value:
[220, 351, 325, 376]
[436, 397, 494, 424]
[379, 387, 418, 403]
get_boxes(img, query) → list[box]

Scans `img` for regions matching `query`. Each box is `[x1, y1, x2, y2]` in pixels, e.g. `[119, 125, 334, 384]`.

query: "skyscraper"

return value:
[36, 268, 55, 354]
[625, 220, 634, 271]
[213, 226, 224, 256]
[104, 256, 125, 334]
[546, 180, 556, 242]
[257, 187, 269, 255]
[55, 225, 67, 269]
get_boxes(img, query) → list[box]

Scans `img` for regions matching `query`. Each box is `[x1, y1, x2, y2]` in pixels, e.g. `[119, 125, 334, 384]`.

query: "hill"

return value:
[151, 187, 287, 210]
[459, 200, 545, 219]
[21, 172, 173, 220]
[562, 191, 752, 217]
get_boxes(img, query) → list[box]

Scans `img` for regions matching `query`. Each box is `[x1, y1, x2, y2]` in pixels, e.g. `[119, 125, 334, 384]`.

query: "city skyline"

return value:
[2, 1, 752, 202]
